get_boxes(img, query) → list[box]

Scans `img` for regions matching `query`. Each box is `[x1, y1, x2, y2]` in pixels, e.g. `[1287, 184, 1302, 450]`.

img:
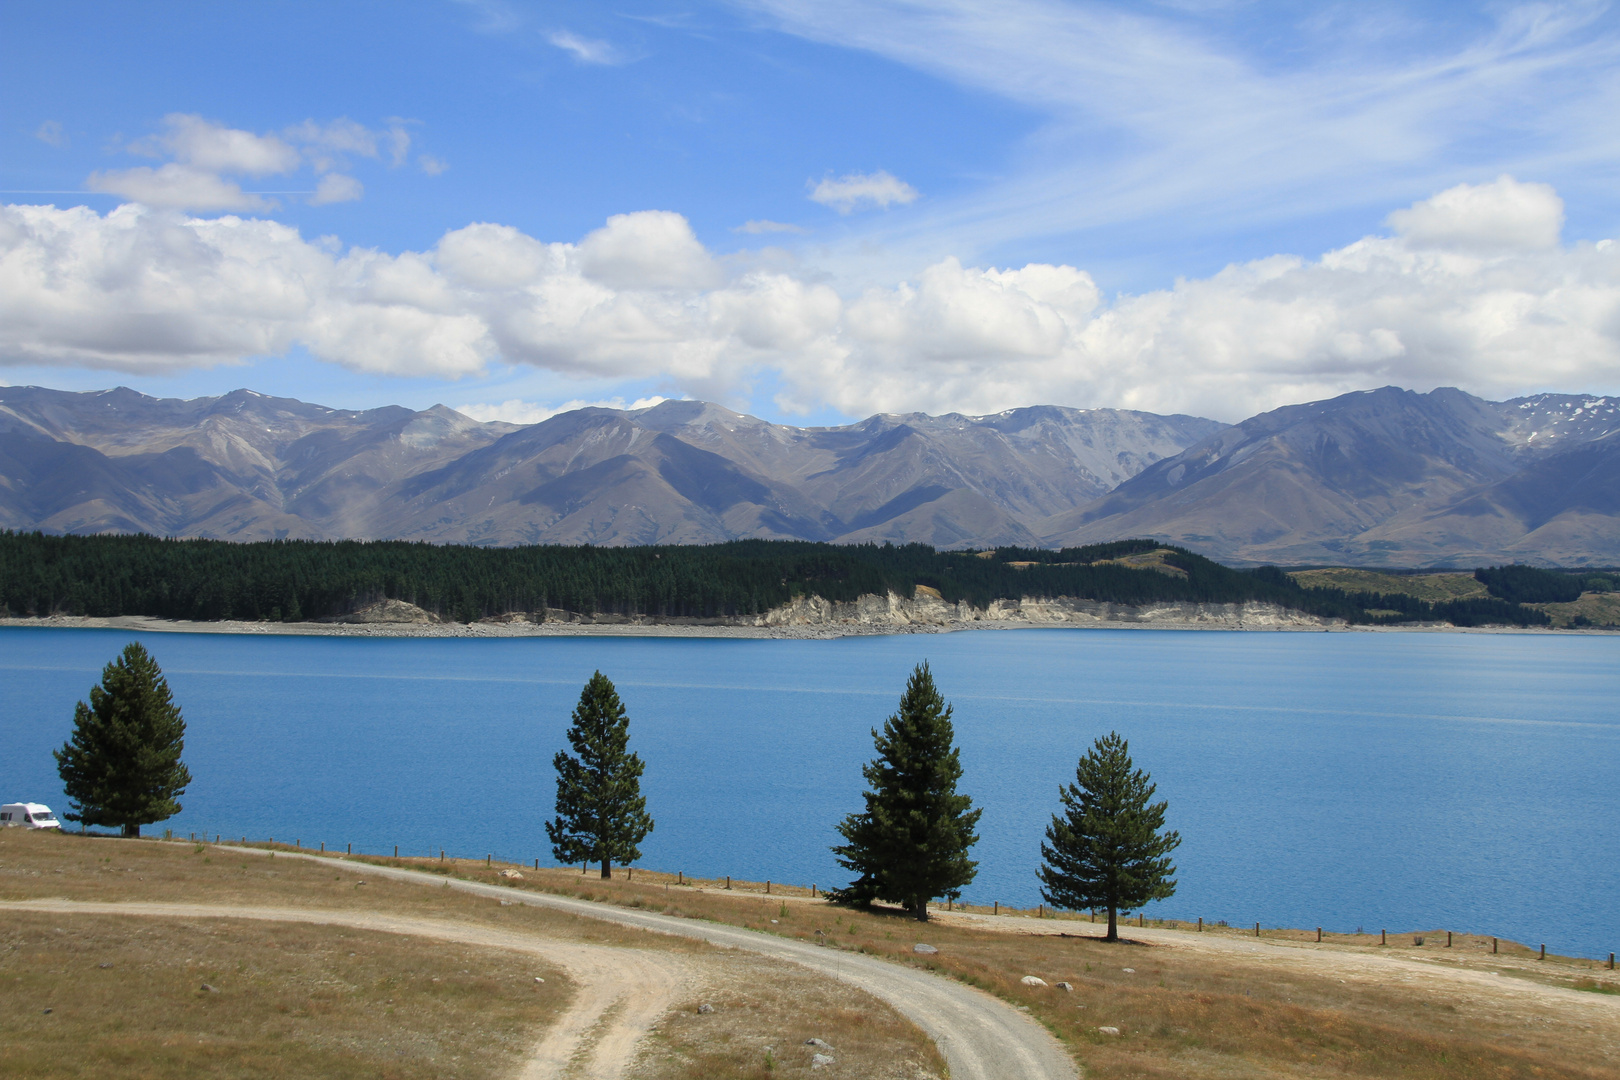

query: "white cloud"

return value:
[1386, 175, 1564, 252]
[577, 211, 722, 289]
[455, 395, 672, 425]
[808, 170, 919, 214]
[309, 174, 364, 206]
[4, 179, 1618, 420]
[548, 29, 626, 64]
[419, 154, 449, 176]
[734, 219, 809, 234]
[35, 120, 66, 148]
[86, 164, 273, 211]
[133, 114, 300, 175]
[85, 114, 417, 212]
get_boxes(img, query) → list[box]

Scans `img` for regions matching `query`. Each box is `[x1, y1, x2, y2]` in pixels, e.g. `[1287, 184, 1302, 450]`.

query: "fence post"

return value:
[1446, 931, 1452, 948]
[726, 875, 731, 890]
[320, 841, 325, 853]
[1492, 937, 1497, 954]
[1540, 944, 1546, 960]
[1609, 953, 1614, 970]
[1316, 927, 1322, 942]
[765, 879, 770, 894]
[628, 867, 633, 882]
[486, 854, 491, 868]
[1255, 923, 1260, 938]
[678, 871, 683, 885]
[994, 901, 999, 915]
[812, 884, 817, 898]
[394, 845, 398, 858]
[1197, 917, 1202, 932]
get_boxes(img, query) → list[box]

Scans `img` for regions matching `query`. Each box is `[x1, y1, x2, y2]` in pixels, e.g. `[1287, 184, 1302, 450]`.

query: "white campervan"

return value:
[0, 803, 61, 829]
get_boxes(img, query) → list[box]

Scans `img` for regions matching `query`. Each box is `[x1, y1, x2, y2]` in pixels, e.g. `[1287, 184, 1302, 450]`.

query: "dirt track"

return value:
[219, 848, 1079, 1080]
[4, 898, 695, 1080]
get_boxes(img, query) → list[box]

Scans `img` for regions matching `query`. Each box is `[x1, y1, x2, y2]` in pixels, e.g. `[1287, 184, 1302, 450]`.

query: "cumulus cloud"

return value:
[808, 170, 919, 214]
[1385, 175, 1564, 252]
[35, 120, 66, 148]
[734, 219, 809, 235]
[86, 164, 273, 211]
[85, 114, 420, 213]
[419, 154, 449, 176]
[309, 173, 364, 206]
[456, 395, 672, 425]
[4, 178, 1618, 419]
[131, 114, 300, 175]
[576, 211, 722, 290]
[548, 29, 626, 64]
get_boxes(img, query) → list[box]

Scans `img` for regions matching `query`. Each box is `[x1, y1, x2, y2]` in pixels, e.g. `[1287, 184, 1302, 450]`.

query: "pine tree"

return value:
[54, 642, 191, 837]
[831, 662, 981, 921]
[1039, 731, 1181, 942]
[545, 672, 653, 878]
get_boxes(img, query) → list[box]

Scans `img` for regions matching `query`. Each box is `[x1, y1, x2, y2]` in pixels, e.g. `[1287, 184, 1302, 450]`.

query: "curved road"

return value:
[241, 848, 1079, 1080]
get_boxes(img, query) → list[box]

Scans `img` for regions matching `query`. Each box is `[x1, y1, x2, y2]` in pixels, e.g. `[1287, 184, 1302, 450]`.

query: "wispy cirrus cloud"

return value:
[548, 28, 630, 65]
[744, 1, 1620, 263]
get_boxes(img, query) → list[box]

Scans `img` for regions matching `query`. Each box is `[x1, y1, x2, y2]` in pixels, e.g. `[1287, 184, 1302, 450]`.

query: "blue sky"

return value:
[4, 0, 1619, 423]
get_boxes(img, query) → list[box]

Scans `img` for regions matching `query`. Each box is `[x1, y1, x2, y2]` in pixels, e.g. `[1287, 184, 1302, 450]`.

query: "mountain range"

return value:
[1, 384, 1616, 566]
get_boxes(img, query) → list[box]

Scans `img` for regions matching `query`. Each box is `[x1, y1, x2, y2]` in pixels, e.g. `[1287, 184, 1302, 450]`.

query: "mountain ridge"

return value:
[2, 383, 1616, 565]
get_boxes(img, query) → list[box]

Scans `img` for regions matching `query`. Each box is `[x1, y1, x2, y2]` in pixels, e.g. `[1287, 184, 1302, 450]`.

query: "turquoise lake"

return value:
[3, 626, 1616, 959]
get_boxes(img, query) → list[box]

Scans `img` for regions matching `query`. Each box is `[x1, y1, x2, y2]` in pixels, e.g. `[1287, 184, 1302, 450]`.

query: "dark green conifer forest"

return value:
[0, 530, 1566, 627]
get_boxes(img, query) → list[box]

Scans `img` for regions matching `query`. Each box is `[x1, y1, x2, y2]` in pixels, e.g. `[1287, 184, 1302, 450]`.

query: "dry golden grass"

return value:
[1289, 568, 1490, 601]
[1535, 592, 1620, 628]
[478, 867, 1620, 1080]
[0, 910, 567, 1080]
[632, 951, 943, 1080]
[1, 831, 944, 1080]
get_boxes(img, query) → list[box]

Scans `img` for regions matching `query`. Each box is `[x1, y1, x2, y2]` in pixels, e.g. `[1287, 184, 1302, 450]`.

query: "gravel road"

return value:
[238, 848, 1080, 1080]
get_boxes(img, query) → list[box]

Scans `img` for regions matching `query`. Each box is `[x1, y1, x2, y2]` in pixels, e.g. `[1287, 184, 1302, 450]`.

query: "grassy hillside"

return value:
[6, 831, 1614, 1080]
[1288, 568, 1489, 601]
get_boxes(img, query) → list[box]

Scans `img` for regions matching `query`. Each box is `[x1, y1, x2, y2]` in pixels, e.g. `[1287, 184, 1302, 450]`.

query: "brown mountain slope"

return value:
[0, 387, 1220, 547]
[1045, 387, 1620, 566]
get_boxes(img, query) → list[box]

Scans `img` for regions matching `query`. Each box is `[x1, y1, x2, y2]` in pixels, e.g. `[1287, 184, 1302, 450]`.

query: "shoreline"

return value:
[0, 612, 1602, 638]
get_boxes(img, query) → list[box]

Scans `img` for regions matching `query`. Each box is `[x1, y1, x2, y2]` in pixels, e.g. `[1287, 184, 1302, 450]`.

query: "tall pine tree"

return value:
[832, 662, 980, 921]
[54, 642, 191, 837]
[1039, 731, 1180, 941]
[546, 672, 653, 878]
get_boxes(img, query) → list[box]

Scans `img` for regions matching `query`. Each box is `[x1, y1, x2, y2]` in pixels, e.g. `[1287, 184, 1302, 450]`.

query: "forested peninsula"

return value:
[0, 531, 1594, 630]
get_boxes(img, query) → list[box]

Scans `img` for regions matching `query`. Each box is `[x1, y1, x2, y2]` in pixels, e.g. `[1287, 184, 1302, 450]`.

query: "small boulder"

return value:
[811, 1053, 836, 1069]
[200, 983, 219, 994]
[1020, 975, 1048, 987]
[697, 1003, 715, 1014]
[499, 868, 524, 880]
[1055, 981, 1074, 992]
[534, 977, 545, 983]
[805, 1038, 834, 1049]
[913, 943, 938, 954]
[97, 963, 113, 969]
[1097, 1026, 1121, 1036]
[1121, 968, 1135, 974]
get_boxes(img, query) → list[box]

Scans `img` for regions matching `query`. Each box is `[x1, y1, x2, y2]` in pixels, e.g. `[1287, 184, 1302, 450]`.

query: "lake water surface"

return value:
[4, 626, 1616, 959]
